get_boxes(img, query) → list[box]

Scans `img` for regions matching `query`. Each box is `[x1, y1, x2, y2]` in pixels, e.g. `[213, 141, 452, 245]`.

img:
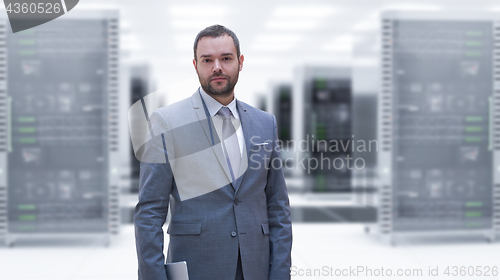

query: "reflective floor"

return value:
[1, 224, 500, 279]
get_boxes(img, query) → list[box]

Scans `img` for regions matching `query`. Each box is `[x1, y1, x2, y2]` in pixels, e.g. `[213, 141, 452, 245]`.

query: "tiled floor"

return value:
[1, 224, 499, 279]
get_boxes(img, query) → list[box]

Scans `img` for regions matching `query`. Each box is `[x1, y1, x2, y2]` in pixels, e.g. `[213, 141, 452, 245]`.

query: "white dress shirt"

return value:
[199, 87, 245, 156]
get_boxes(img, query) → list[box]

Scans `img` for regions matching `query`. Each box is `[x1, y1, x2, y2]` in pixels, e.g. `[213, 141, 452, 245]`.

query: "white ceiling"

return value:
[79, 0, 500, 105]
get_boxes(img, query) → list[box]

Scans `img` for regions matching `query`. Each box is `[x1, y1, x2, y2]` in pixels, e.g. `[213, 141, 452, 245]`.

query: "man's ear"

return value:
[193, 58, 197, 70]
[239, 54, 244, 71]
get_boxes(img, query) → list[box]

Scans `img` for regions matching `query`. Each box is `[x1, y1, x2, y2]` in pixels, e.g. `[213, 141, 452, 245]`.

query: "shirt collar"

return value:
[199, 87, 239, 119]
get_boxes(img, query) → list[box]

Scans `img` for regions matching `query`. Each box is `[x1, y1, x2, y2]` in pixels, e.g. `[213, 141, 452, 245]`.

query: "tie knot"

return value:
[217, 107, 232, 118]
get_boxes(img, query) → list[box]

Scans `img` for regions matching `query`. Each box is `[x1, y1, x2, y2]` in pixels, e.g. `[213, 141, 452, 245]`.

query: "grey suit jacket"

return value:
[134, 90, 292, 280]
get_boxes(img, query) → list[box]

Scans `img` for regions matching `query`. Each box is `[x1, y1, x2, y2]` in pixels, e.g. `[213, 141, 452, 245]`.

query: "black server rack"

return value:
[296, 67, 352, 193]
[378, 11, 500, 243]
[271, 84, 293, 178]
[129, 65, 151, 193]
[352, 95, 378, 207]
[1, 10, 120, 246]
[256, 94, 267, 112]
[273, 84, 292, 146]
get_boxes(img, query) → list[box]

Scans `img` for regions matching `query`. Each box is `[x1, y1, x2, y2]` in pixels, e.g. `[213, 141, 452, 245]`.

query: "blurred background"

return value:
[2, 0, 500, 279]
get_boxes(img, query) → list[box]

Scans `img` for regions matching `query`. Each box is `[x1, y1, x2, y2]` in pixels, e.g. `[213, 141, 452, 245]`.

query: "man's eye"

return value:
[223, 57, 230, 61]
[203, 59, 211, 63]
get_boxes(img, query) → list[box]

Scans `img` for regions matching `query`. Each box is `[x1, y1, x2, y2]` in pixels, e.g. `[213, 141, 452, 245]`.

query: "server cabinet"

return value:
[2, 10, 120, 245]
[271, 83, 294, 178]
[293, 67, 353, 193]
[256, 94, 267, 112]
[378, 11, 500, 243]
[352, 23, 380, 211]
[129, 64, 152, 193]
[273, 84, 293, 146]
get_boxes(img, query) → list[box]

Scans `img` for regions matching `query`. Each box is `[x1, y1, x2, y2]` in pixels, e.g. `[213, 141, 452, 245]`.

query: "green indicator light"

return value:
[465, 222, 482, 227]
[315, 78, 327, 90]
[465, 211, 482, 217]
[18, 127, 35, 133]
[465, 51, 482, 57]
[465, 202, 482, 207]
[466, 116, 483, 122]
[18, 29, 34, 35]
[19, 138, 36, 144]
[18, 225, 36, 231]
[465, 137, 481, 142]
[465, 41, 483, 47]
[316, 123, 327, 140]
[465, 126, 482, 132]
[466, 31, 483, 36]
[315, 174, 326, 192]
[18, 40, 35, 46]
[19, 215, 36, 221]
[18, 204, 36, 210]
[19, 50, 35, 56]
[18, 117, 35, 123]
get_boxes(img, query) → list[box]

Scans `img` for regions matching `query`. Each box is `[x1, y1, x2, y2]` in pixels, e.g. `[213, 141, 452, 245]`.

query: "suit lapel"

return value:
[233, 100, 251, 192]
[191, 91, 233, 185]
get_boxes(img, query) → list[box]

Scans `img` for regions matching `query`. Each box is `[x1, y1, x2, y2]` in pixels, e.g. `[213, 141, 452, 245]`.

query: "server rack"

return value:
[256, 94, 267, 112]
[293, 67, 353, 193]
[2, 10, 120, 246]
[271, 83, 294, 178]
[129, 64, 152, 193]
[273, 84, 293, 147]
[0, 19, 6, 243]
[352, 24, 381, 228]
[352, 95, 378, 207]
[378, 11, 500, 244]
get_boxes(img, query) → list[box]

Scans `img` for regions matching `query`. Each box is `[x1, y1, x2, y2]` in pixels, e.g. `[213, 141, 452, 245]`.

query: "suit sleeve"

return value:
[265, 115, 293, 280]
[134, 111, 173, 280]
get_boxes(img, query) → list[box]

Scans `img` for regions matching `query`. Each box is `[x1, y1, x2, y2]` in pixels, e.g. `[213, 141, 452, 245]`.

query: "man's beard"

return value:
[199, 71, 239, 97]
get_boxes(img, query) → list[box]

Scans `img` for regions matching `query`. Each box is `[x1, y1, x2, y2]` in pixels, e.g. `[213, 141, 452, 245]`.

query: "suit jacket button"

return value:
[231, 231, 237, 237]
[234, 198, 240, 205]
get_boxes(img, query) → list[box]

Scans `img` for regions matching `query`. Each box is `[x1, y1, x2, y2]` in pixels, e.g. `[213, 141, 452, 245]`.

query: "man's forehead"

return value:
[197, 35, 236, 56]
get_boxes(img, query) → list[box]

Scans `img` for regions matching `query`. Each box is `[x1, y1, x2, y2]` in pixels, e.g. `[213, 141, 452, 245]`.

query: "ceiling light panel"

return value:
[253, 34, 301, 44]
[265, 20, 318, 30]
[321, 44, 352, 52]
[273, 5, 337, 18]
[169, 5, 228, 17]
[265, 5, 336, 31]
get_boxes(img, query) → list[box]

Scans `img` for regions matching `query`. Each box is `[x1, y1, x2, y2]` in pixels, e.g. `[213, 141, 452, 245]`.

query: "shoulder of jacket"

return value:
[238, 100, 275, 121]
[152, 97, 192, 118]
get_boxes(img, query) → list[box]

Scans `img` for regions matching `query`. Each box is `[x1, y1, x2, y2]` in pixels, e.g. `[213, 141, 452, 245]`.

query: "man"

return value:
[134, 25, 292, 280]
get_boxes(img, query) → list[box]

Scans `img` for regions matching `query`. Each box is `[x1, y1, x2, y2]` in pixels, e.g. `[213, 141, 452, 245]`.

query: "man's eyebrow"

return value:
[221, 53, 234, 56]
[200, 54, 213, 58]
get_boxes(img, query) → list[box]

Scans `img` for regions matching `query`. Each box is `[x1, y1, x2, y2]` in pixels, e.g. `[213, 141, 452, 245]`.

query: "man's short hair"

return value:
[193, 24, 241, 61]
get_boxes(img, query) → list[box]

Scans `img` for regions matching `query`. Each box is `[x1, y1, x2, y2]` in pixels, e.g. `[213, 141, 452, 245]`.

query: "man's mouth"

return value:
[211, 77, 226, 82]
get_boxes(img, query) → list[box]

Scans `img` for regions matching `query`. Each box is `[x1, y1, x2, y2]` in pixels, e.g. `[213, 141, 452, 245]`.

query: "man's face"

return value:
[193, 34, 244, 96]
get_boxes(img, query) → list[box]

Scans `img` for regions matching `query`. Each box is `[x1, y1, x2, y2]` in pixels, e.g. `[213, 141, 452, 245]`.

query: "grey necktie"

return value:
[217, 107, 241, 183]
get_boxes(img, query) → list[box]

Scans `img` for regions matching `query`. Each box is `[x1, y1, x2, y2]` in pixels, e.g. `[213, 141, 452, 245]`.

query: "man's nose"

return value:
[213, 59, 222, 72]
